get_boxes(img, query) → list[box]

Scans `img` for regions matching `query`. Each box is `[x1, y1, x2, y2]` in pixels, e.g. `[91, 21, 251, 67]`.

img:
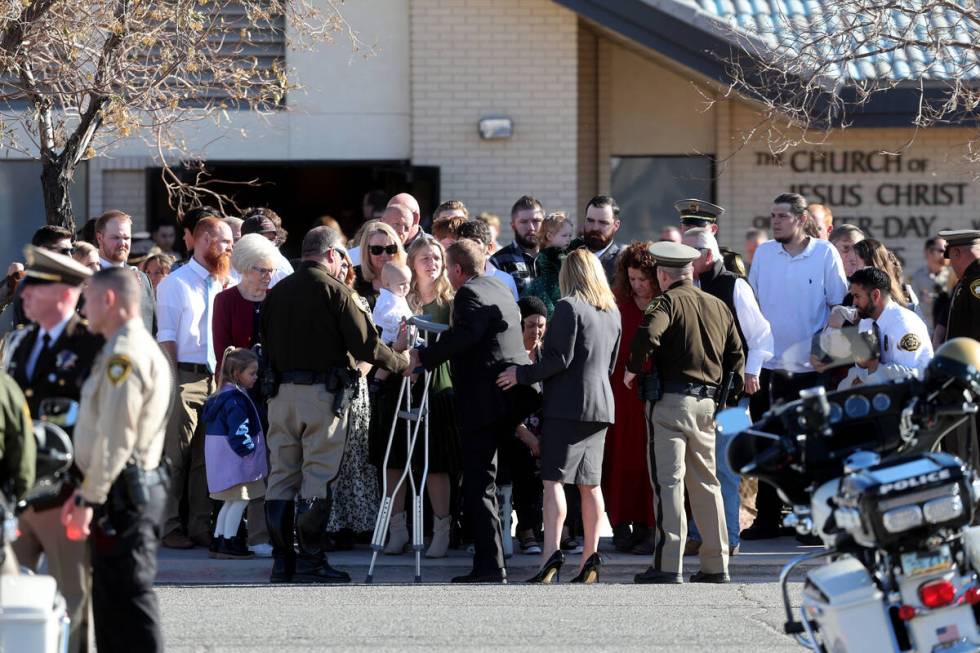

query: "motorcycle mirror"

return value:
[716, 406, 751, 435]
[37, 398, 79, 428]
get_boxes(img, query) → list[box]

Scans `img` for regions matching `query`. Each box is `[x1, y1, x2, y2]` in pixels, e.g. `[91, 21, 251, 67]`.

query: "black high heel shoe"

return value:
[525, 550, 565, 584]
[570, 553, 602, 584]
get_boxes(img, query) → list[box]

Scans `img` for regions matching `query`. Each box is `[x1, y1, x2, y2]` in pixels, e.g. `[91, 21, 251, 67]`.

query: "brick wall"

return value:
[577, 23, 598, 217]
[715, 102, 980, 274]
[410, 0, 579, 222]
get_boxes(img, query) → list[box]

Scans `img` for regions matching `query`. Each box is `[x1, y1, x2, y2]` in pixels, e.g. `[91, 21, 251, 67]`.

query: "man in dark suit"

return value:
[408, 239, 538, 583]
[581, 195, 622, 284]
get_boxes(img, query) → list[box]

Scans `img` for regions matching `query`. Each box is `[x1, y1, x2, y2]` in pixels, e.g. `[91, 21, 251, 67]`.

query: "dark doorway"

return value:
[147, 161, 439, 258]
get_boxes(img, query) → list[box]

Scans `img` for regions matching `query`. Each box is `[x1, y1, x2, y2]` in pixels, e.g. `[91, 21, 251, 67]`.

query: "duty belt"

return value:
[280, 370, 331, 385]
[663, 381, 718, 399]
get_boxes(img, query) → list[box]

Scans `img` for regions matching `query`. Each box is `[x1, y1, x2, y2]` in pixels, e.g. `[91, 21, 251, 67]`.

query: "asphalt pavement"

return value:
[156, 538, 812, 652]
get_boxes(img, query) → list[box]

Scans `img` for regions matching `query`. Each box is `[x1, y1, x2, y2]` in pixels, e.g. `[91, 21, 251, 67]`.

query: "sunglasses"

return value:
[369, 244, 399, 256]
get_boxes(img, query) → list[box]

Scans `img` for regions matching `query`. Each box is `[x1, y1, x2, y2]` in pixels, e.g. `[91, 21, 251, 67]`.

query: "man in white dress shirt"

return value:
[684, 228, 773, 555]
[156, 216, 235, 549]
[94, 210, 156, 331]
[742, 192, 848, 541]
[849, 266, 933, 376]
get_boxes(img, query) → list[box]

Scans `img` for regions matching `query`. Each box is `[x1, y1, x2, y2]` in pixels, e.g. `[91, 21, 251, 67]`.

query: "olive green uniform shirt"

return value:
[0, 370, 34, 499]
[627, 280, 745, 393]
[262, 260, 407, 375]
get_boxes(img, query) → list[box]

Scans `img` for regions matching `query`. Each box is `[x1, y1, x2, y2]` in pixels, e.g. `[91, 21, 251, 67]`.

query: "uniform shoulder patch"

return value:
[643, 297, 665, 315]
[106, 355, 133, 386]
[898, 333, 922, 352]
[970, 279, 980, 300]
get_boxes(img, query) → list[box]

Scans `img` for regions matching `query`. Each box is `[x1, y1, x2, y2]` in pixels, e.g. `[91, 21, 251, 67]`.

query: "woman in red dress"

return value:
[602, 242, 660, 554]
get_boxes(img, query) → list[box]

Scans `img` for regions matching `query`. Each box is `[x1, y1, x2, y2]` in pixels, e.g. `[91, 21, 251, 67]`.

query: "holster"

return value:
[326, 368, 360, 418]
[262, 369, 280, 400]
[637, 370, 663, 403]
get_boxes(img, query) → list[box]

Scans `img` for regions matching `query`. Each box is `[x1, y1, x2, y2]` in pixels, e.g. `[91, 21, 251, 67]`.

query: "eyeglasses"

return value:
[251, 266, 275, 277]
[369, 244, 399, 256]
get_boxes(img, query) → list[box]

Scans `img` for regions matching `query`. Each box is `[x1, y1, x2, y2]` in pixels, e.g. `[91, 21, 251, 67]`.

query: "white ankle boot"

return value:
[425, 515, 451, 558]
[384, 511, 410, 554]
[497, 485, 514, 558]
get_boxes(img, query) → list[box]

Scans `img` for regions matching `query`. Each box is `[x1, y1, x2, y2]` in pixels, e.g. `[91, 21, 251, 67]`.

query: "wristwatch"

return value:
[74, 494, 95, 508]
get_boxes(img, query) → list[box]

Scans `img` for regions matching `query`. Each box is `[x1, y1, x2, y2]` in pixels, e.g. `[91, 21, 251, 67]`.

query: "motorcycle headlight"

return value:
[923, 495, 964, 524]
[882, 505, 923, 534]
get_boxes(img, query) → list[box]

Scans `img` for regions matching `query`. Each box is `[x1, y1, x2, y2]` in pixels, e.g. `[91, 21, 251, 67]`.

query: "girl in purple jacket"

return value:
[204, 347, 268, 559]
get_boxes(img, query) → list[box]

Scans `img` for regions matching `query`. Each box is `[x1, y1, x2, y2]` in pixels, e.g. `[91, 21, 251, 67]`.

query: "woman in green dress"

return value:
[370, 235, 461, 558]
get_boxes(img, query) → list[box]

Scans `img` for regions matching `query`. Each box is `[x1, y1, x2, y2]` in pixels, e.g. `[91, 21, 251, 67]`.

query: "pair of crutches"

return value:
[366, 316, 449, 583]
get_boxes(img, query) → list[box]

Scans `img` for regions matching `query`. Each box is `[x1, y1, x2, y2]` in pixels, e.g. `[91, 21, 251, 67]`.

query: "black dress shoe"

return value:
[739, 522, 781, 541]
[451, 570, 506, 584]
[294, 556, 351, 584]
[526, 550, 564, 584]
[690, 570, 730, 583]
[634, 567, 682, 584]
[570, 553, 602, 584]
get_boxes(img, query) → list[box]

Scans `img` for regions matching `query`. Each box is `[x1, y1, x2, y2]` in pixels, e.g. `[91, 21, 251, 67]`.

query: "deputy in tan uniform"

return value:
[261, 226, 409, 584]
[60, 267, 173, 653]
[625, 241, 744, 585]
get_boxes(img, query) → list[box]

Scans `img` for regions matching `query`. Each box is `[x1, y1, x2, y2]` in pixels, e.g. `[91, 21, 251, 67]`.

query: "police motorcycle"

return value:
[1, 398, 78, 653]
[721, 336, 980, 653]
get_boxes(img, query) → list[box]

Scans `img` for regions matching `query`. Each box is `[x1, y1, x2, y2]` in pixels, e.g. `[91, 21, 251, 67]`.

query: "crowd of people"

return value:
[1, 185, 979, 650]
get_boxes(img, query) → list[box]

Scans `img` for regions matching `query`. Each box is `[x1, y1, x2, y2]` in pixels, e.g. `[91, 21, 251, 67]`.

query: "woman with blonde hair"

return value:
[372, 236, 462, 558]
[353, 221, 405, 308]
[497, 249, 622, 584]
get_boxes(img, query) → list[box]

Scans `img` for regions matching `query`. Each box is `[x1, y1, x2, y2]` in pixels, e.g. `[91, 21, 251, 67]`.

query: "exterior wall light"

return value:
[479, 116, 513, 140]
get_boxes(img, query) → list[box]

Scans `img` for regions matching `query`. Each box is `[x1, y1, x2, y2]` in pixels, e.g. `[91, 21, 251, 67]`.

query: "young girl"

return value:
[524, 212, 574, 318]
[204, 347, 268, 559]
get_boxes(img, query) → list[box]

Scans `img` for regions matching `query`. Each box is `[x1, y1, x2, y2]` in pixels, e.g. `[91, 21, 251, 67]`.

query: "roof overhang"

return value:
[555, 0, 978, 128]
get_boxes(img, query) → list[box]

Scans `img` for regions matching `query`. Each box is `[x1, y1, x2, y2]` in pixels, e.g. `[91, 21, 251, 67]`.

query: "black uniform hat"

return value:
[938, 229, 980, 255]
[22, 245, 92, 287]
[674, 198, 724, 225]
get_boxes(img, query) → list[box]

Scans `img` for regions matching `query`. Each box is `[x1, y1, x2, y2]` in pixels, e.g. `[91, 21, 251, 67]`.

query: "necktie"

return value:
[205, 277, 218, 374]
[872, 321, 884, 361]
[30, 333, 51, 381]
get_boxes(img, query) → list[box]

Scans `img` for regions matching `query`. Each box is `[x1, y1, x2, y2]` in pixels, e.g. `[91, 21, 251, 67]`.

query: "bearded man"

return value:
[94, 210, 156, 331]
[156, 216, 235, 548]
[490, 195, 544, 296]
[581, 195, 623, 284]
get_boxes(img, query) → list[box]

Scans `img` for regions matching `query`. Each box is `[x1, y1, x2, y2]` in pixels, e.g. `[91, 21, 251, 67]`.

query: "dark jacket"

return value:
[418, 275, 539, 431]
[262, 260, 406, 375]
[524, 246, 563, 319]
[627, 280, 745, 394]
[947, 259, 980, 341]
[202, 384, 268, 494]
[2, 313, 104, 421]
[0, 370, 34, 499]
[515, 296, 621, 423]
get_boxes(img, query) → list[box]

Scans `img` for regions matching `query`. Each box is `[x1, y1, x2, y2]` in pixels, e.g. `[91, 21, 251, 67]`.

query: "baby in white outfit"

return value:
[372, 261, 414, 382]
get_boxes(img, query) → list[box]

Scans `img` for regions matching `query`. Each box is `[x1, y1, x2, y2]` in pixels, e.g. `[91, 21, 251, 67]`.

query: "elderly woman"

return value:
[354, 221, 405, 309]
[497, 249, 621, 584]
[604, 242, 660, 555]
[211, 232, 281, 557]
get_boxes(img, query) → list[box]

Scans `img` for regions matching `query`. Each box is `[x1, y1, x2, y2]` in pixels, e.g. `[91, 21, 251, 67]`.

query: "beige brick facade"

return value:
[409, 0, 580, 220]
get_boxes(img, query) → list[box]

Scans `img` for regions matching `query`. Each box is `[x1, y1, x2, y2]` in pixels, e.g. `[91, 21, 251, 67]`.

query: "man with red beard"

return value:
[155, 216, 235, 549]
[580, 195, 623, 285]
[94, 210, 156, 332]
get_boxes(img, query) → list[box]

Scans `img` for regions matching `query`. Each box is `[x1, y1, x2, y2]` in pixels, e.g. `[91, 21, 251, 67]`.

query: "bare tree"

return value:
[0, 0, 370, 230]
[716, 0, 980, 159]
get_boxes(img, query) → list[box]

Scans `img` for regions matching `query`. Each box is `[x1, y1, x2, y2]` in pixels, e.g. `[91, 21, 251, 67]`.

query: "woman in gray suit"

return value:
[497, 249, 621, 584]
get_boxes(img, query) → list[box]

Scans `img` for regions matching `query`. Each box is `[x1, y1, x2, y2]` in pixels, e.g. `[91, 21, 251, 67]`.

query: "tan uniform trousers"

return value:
[13, 505, 93, 653]
[163, 369, 214, 542]
[266, 384, 347, 501]
[650, 392, 729, 575]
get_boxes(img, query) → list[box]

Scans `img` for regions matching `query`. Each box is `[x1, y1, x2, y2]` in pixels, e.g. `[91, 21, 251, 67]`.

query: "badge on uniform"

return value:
[106, 355, 133, 386]
[56, 350, 78, 370]
[898, 333, 921, 352]
[515, 263, 527, 272]
[971, 279, 980, 300]
[643, 297, 664, 315]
